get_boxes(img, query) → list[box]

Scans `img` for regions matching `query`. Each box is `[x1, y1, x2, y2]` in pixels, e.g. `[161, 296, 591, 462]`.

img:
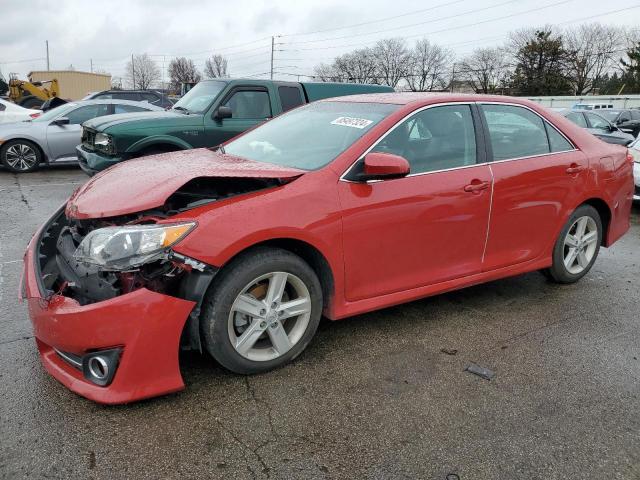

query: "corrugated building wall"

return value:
[28, 70, 111, 101]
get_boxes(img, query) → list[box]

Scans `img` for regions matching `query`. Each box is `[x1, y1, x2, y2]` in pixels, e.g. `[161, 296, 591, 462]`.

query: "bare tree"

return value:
[313, 63, 342, 82]
[204, 54, 229, 78]
[459, 47, 510, 94]
[373, 38, 409, 88]
[168, 57, 201, 92]
[405, 39, 451, 91]
[333, 48, 379, 84]
[125, 54, 161, 89]
[564, 23, 623, 94]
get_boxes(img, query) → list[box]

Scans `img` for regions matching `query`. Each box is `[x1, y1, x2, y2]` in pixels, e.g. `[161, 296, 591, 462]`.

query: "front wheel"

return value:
[544, 205, 602, 284]
[1, 140, 42, 173]
[201, 247, 323, 374]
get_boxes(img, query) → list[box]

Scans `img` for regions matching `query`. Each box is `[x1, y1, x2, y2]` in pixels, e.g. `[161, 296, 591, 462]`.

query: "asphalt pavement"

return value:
[1, 167, 638, 480]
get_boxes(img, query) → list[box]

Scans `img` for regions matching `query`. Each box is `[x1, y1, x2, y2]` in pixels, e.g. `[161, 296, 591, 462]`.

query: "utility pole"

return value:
[131, 54, 136, 89]
[90, 58, 93, 72]
[450, 63, 456, 93]
[46, 40, 50, 71]
[270, 36, 275, 80]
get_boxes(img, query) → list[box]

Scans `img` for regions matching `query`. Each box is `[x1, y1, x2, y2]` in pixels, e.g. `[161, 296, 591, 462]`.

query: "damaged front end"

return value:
[36, 207, 216, 352]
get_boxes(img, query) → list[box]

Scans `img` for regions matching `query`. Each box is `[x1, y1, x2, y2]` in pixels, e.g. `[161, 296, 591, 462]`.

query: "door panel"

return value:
[339, 165, 492, 301]
[483, 150, 588, 270]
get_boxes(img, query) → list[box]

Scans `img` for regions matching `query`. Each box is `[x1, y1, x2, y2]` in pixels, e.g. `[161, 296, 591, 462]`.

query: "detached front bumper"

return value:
[21, 211, 196, 404]
[76, 145, 124, 176]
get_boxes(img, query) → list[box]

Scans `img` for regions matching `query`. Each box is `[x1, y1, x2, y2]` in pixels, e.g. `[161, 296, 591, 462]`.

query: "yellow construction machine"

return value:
[8, 74, 67, 110]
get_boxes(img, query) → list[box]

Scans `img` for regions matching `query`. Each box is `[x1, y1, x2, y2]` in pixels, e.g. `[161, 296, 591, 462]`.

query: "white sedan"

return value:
[0, 98, 41, 124]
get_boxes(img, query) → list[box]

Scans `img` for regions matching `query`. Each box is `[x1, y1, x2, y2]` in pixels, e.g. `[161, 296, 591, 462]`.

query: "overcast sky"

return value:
[1, 0, 639, 84]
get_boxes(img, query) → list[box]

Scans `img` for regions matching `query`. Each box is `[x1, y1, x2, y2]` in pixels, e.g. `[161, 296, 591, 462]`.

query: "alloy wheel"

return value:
[5, 143, 38, 171]
[228, 271, 312, 362]
[563, 216, 598, 274]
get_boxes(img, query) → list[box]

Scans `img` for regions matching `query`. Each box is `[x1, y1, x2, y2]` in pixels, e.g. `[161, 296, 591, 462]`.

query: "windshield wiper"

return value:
[215, 144, 226, 154]
[172, 106, 190, 114]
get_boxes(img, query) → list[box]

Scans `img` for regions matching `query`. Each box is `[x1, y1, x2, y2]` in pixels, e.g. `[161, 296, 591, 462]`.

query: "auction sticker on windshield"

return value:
[331, 117, 374, 129]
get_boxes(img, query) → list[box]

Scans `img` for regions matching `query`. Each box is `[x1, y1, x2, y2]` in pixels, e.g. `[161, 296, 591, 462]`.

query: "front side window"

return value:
[223, 90, 272, 119]
[566, 112, 587, 128]
[585, 113, 610, 130]
[370, 104, 477, 174]
[65, 104, 110, 125]
[481, 105, 549, 160]
[224, 101, 398, 170]
[619, 111, 631, 122]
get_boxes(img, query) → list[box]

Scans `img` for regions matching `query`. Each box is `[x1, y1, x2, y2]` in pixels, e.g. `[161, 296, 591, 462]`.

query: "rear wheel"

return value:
[544, 205, 602, 283]
[1, 140, 42, 173]
[201, 247, 323, 374]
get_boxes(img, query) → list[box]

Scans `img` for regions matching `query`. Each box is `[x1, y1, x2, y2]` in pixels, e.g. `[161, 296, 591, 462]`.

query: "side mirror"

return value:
[51, 117, 70, 126]
[362, 152, 410, 180]
[214, 106, 232, 120]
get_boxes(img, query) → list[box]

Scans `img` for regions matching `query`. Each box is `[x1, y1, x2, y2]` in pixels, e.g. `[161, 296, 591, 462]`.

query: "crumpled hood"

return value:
[66, 148, 306, 219]
[83, 110, 201, 132]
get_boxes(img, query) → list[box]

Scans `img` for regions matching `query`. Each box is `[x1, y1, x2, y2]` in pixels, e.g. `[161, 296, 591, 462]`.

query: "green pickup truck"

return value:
[77, 79, 393, 175]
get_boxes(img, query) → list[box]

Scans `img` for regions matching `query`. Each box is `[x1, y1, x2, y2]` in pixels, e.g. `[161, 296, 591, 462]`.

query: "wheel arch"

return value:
[580, 197, 611, 246]
[126, 136, 192, 155]
[179, 237, 336, 353]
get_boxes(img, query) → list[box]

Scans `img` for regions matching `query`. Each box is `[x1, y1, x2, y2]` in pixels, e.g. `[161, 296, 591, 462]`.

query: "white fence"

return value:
[527, 95, 640, 109]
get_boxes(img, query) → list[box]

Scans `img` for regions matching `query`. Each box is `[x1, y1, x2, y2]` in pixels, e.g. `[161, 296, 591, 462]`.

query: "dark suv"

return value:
[83, 90, 173, 109]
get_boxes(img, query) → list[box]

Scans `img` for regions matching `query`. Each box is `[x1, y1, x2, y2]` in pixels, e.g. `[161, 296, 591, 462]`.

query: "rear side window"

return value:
[93, 93, 112, 100]
[113, 92, 141, 101]
[278, 86, 304, 112]
[545, 123, 573, 152]
[566, 112, 587, 128]
[481, 105, 550, 161]
[140, 92, 159, 103]
[114, 104, 149, 114]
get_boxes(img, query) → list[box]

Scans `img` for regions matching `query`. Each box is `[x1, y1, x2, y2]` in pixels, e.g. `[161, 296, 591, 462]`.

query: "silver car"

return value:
[0, 99, 163, 173]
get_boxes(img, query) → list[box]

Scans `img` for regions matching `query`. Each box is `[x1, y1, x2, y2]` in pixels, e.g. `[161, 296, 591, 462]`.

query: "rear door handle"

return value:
[464, 181, 490, 193]
[566, 164, 585, 174]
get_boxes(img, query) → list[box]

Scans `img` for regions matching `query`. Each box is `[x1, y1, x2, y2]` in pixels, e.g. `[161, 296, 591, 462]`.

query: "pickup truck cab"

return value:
[77, 79, 394, 174]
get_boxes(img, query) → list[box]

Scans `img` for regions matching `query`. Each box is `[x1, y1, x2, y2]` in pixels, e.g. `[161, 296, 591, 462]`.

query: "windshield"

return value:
[172, 81, 226, 114]
[32, 103, 78, 122]
[224, 101, 399, 170]
[598, 110, 621, 122]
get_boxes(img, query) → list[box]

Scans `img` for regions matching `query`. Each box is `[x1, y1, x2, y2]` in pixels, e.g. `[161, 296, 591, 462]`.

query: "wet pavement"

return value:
[1, 167, 639, 480]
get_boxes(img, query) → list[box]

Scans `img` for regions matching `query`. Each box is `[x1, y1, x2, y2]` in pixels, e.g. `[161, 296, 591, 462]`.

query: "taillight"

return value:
[626, 149, 634, 166]
[29, 113, 40, 118]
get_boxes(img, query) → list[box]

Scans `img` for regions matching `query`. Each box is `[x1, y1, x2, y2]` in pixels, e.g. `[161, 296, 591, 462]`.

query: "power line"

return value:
[278, 0, 574, 52]
[281, 0, 467, 37]
[282, 0, 521, 46]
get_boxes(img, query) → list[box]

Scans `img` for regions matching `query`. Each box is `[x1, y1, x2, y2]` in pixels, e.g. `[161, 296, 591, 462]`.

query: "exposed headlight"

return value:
[74, 222, 196, 270]
[94, 132, 115, 155]
[94, 132, 111, 146]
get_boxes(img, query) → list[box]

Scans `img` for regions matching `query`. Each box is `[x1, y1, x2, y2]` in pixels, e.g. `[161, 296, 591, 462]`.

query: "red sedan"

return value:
[21, 93, 634, 404]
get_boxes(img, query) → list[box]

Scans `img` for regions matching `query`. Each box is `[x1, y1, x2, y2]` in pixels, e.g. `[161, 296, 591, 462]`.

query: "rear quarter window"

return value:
[278, 86, 304, 112]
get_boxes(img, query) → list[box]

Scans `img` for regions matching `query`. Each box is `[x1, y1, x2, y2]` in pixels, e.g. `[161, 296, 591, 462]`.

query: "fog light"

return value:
[82, 348, 121, 387]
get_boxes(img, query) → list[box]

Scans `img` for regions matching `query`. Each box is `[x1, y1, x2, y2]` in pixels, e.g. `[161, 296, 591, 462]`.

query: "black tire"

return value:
[544, 204, 602, 284]
[19, 96, 43, 109]
[1, 139, 42, 173]
[201, 247, 323, 374]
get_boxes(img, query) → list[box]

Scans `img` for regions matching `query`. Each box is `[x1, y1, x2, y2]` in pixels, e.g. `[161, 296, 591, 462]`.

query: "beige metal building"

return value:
[28, 70, 111, 101]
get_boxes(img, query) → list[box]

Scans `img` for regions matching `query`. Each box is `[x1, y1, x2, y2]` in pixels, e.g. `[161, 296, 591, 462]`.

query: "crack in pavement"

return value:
[12, 173, 32, 212]
[0, 335, 34, 347]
